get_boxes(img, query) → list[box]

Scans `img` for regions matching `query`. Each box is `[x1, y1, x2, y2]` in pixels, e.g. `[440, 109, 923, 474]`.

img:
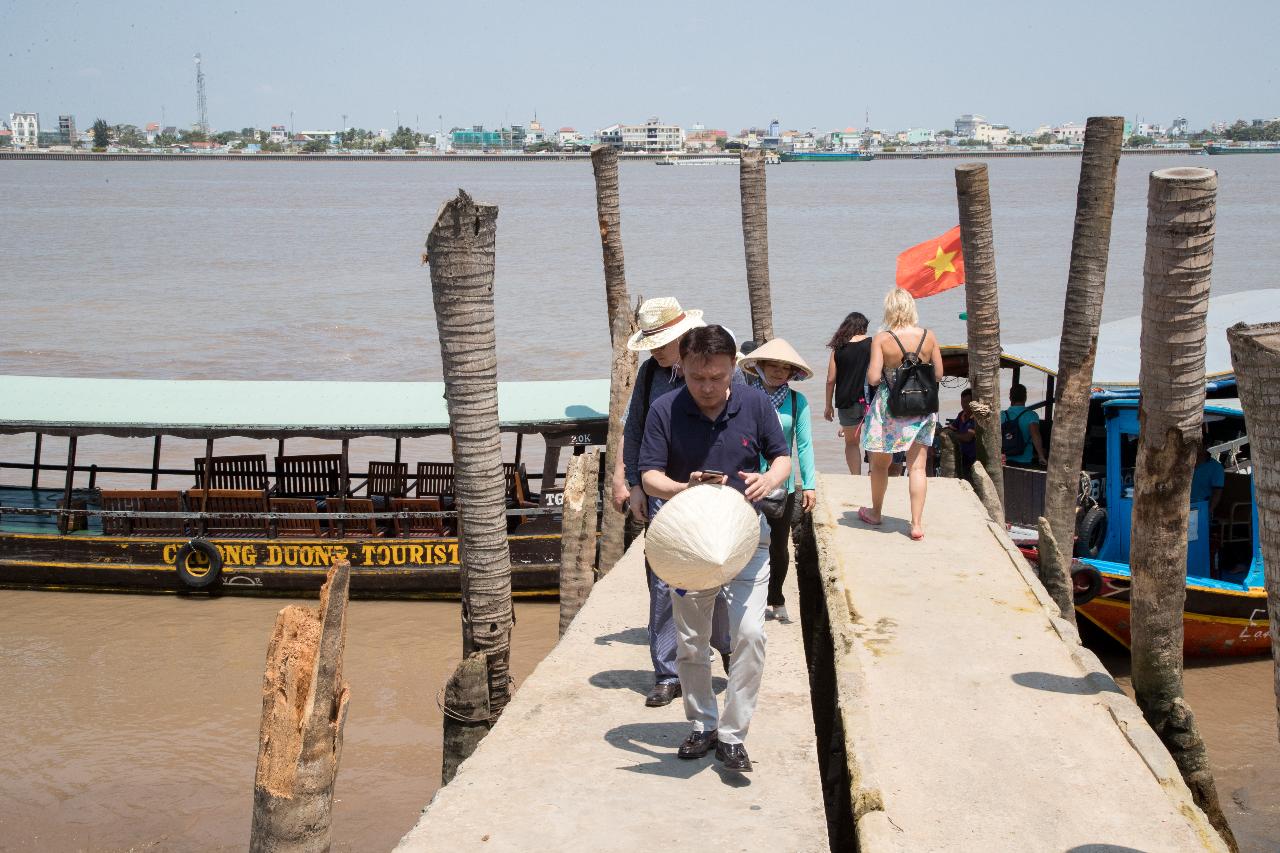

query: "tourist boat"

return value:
[939, 289, 1275, 656]
[779, 150, 875, 162]
[0, 376, 608, 598]
[655, 156, 739, 166]
[1204, 143, 1280, 155]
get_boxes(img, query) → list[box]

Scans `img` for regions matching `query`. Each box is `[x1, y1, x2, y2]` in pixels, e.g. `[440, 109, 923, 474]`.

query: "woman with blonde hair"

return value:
[859, 288, 943, 540]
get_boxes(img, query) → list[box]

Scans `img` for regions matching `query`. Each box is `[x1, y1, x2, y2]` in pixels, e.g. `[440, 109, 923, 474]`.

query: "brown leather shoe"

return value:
[716, 741, 752, 772]
[645, 681, 681, 707]
[678, 730, 717, 759]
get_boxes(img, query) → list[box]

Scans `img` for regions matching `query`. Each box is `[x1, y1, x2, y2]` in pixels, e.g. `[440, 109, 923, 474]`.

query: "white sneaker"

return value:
[774, 605, 791, 624]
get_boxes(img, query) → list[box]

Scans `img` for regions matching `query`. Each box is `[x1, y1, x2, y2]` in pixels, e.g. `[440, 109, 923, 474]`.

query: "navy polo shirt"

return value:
[638, 384, 788, 513]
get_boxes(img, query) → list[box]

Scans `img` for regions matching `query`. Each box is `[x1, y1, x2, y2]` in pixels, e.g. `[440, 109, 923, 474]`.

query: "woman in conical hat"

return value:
[738, 337, 816, 623]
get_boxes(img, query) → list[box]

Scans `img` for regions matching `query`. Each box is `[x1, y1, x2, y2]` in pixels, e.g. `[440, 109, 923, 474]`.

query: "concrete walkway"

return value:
[396, 535, 828, 852]
[814, 475, 1228, 852]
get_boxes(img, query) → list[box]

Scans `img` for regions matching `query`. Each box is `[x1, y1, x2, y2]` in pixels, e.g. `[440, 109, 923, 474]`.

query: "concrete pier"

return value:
[396, 535, 827, 852]
[813, 475, 1227, 851]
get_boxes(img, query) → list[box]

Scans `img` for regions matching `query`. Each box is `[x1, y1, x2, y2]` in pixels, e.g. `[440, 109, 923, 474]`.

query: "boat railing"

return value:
[0, 503, 568, 524]
[1208, 434, 1251, 473]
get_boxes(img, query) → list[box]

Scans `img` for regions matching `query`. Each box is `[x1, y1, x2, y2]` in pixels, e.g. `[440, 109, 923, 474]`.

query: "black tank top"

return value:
[833, 338, 872, 408]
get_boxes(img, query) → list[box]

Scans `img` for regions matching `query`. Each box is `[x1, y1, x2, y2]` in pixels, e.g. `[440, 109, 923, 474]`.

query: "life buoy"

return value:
[1071, 563, 1103, 605]
[175, 539, 222, 590]
[1073, 506, 1108, 559]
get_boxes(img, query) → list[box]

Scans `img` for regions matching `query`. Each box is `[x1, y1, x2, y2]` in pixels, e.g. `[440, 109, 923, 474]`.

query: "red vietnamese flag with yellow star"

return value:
[895, 226, 965, 298]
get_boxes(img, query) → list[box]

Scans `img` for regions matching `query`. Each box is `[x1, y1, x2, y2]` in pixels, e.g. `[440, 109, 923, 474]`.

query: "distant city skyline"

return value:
[4, 0, 1276, 134]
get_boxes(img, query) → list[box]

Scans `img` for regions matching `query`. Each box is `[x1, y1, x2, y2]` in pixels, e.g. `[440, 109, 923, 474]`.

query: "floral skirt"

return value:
[860, 383, 937, 454]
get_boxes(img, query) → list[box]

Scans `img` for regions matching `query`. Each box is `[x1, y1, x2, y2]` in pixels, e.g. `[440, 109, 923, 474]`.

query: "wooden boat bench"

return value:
[186, 489, 271, 537]
[326, 496, 384, 538]
[193, 454, 270, 491]
[269, 497, 326, 538]
[275, 454, 342, 499]
[391, 497, 449, 538]
[100, 489, 188, 537]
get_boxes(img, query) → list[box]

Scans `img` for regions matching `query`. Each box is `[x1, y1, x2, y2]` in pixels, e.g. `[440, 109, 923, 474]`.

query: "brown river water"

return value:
[1, 156, 1277, 849]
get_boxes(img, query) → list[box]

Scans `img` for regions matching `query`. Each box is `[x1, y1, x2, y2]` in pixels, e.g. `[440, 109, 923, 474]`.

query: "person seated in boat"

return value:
[1001, 384, 1045, 468]
[609, 296, 731, 709]
[944, 389, 977, 477]
[1191, 428, 1224, 515]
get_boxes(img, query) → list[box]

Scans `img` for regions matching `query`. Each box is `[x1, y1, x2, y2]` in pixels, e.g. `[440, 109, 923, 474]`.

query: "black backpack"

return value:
[1001, 409, 1033, 457]
[885, 330, 939, 418]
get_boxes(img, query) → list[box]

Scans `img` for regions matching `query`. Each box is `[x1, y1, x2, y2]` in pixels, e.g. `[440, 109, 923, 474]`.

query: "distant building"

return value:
[451, 125, 525, 151]
[9, 113, 38, 147]
[976, 124, 1010, 145]
[296, 130, 339, 144]
[954, 114, 985, 138]
[269, 125, 288, 144]
[905, 128, 934, 145]
[1054, 122, 1087, 145]
[1170, 117, 1188, 137]
[599, 118, 684, 152]
[780, 132, 816, 153]
[557, 127, 585, 149]
[685, 127, 726, 151]
[1136, 122, 1163, 138]
[58, 115, 76, 146]
[524, 117, 546, 148]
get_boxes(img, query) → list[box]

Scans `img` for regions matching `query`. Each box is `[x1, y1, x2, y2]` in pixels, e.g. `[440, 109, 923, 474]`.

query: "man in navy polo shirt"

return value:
[639, 324, 791, 773]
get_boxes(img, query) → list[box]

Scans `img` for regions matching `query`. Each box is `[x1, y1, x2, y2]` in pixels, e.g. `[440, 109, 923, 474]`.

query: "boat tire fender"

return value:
[1074, 506, 1108, 559]
[1071, 563, 1104, 606]
[175, 539, 222, 590]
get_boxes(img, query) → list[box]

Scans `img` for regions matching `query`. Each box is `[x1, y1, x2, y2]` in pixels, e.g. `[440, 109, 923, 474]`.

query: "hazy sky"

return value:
[3, 0, 1277, 134]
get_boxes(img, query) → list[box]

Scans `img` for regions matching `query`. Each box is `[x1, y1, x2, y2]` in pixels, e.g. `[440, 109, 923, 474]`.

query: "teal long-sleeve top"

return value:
[760, 389, 817, 494]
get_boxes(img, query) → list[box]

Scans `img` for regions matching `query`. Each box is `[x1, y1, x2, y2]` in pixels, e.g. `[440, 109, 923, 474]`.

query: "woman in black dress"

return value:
[823, 311, 871, 475]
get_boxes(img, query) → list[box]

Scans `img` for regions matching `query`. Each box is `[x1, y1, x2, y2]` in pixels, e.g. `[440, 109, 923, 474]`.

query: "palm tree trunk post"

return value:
[1226, 321, 1280, 744]
[559, 449, 601, 636]
[426, 190, 514, 722]
[1131, 166, 1237, 850]
[250, 560, 351, 853]
[969, 460, 1004, 525]
[591, 144, 631, 342]
[1041, 116, 1125, 620]
[739, 149, 774, 344]
[441, 651, 489, 786]
[599, 303, 638, 574]
[954, 163, 1005, 512]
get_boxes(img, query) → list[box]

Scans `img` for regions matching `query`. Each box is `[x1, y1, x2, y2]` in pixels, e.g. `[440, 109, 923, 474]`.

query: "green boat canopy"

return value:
[0, 376, 610, 439]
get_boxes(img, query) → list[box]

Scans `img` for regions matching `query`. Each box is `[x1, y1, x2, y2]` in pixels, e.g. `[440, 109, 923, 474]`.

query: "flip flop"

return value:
[857, 507, 882, 526]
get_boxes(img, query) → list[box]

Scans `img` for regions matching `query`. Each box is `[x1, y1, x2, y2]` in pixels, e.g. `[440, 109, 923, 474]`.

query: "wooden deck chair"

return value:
[391, 497, 447, 538]
[414, 462, 456, 500]
[327, 496, 383, 538]
[270, 497, 324, 538]
[193, 454, 270, 490]
[367, 461, 409, 501]
[188, 489, 270, 537]
[275, 454, 342, 498]
[100, 490, 187, 537]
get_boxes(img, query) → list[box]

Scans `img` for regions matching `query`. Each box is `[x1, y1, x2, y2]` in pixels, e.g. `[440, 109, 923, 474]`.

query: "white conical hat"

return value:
[645, 484, 760, 591]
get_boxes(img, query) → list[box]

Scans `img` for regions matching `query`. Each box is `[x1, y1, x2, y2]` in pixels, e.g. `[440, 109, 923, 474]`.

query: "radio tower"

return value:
[194, 53, 209, 137]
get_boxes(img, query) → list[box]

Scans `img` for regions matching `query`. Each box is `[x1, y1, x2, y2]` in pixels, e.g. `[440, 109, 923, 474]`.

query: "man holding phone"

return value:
[639, 324, 790, 772]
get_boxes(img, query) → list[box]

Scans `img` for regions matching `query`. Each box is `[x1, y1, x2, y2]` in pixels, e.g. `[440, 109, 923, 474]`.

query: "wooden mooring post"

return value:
[559, 449, 601, 635]
[250, 560, 351, 853]
[426, 190, 515, 781]
[1040, 116, 1125, 620]
[1226, 321, 1280, 745]
[954, 163, 1004, 512]
[1130, 166, 1237, 851]
[739, 149, 774, 343]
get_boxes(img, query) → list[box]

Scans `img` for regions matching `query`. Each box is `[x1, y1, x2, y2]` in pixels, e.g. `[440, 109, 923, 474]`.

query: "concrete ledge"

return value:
[396, 535, 828, 852]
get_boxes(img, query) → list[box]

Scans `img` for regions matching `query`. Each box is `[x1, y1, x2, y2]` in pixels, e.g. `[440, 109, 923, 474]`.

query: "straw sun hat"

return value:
[645, 484, 760, 591]
[737, 338, 814, 382]
[626, 297, 705, 351]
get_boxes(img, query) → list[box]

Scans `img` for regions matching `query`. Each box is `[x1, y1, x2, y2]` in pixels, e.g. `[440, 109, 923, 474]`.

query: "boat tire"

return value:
[1074, 506, 1108, 558]
[175, 539, 222, 590]
[1071, 563, 1104, 606]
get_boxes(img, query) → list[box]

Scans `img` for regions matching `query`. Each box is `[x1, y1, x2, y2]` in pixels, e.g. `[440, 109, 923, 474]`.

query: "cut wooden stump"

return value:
[560, 449, 601, 636]
[250, 560, 351, 853]
[441, 651, 490, 786]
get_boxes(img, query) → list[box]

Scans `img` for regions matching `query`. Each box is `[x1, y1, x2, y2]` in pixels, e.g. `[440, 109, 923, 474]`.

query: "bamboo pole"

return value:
[591, 144, 631, 342]
[599, 302, 638, 574]
[426, 189, 515, 719]
[739, 149, 774, 343]
[1040, 116, 1125, 621]
[250, 560, 351, 853]
[441, 651, 490, 785]
[1226, 321, 1280, 745]
[954, 163, 1004, 512]
[1130, 166, 1237, 850]
[559, 449, 601, 636]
